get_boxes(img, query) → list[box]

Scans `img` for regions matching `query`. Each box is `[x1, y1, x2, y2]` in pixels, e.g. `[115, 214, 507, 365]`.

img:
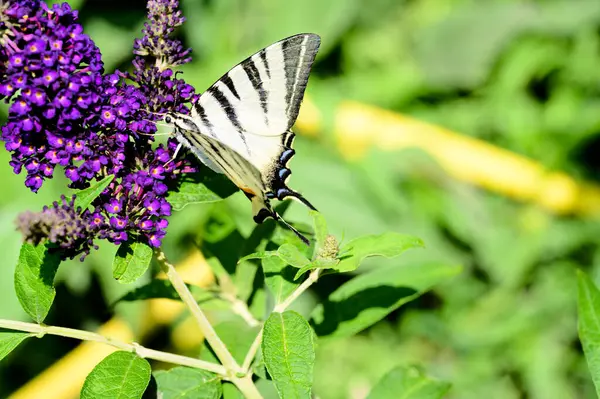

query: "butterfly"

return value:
[164, 33, 321, 244]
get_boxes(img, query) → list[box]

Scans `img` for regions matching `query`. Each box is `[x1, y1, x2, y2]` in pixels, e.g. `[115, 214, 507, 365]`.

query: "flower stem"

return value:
[0, 318, 227, 375]
[154, 248, 263, 398]
[243, 268, 321, 372]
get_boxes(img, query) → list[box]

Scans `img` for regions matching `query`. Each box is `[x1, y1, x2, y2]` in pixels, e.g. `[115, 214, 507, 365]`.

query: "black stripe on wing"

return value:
[207, 86, 251, 155]
[281, 34, 320, 128]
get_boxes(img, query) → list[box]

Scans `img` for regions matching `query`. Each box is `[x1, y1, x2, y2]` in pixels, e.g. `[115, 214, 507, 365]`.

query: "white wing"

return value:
[190, 33, 320, 174]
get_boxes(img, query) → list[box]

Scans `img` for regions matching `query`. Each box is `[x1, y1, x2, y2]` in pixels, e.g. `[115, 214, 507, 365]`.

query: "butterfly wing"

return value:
[172, 33, 320, 243]
[189, 33, 320, 203]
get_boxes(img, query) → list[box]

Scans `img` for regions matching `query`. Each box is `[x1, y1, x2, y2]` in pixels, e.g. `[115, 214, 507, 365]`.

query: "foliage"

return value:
[0, 0, 599, 398]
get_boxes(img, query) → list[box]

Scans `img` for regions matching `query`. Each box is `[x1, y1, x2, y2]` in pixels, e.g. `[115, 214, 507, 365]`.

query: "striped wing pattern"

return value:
[170, 33, 320, 244]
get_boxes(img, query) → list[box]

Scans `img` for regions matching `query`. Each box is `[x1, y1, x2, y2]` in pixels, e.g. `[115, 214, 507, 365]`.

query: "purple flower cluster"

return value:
[1, 1, 104, 191]
[16, 195, 97, 260]
[133, 0, 191, 69]
[2, 0, 197, 258]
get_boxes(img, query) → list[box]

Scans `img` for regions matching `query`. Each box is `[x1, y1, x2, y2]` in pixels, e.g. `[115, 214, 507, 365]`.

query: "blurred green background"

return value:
[2, 0, 600, 397]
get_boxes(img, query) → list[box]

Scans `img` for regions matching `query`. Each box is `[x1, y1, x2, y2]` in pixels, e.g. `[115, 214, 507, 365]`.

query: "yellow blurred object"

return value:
[295, 95, 322, 137]
[296, 99, 600, 216]
[10, 250, 214, 399]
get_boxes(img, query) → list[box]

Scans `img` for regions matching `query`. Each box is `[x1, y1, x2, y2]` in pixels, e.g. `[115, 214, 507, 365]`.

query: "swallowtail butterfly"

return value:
[164, 33, 320, 244]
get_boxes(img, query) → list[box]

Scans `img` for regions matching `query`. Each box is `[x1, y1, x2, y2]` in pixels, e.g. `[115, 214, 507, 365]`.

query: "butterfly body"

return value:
[165, 33, 320, 244]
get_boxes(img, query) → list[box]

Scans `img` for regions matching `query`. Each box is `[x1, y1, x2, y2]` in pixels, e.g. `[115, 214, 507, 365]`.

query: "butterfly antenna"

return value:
[276, 215, 310, 246]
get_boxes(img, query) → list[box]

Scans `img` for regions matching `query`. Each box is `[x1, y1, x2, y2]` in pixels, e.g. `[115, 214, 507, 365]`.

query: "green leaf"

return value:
[81, 351, 151, 399]
[154, 367, 222, 399]
[293, 258, 339, 281]
[577, 270, 600, 396]
[14, 243, 61, 323]
[311, 262, 461, 338]
[115, 279, 215, 304]
[112, 240, 153, 284]
[263, 256, 300, 305]
[262, 311, 315, 399]
[213, 320, 261, 364]
[0, 332, 32, 362]
[366, 366, 451, 399]
[335, 233, 424, 272]
[308, 211, 328, 248]
[238, 250, 276, 264]
[277, 244, 311, 268]
[167, 171, 237, 211]
[73, 175, 114, 212]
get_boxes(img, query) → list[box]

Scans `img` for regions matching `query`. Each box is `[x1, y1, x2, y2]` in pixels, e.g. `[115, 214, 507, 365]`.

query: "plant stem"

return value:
[0, 318, 227, 375]
[243, 268, 322, 372]
[242, 329, 263, 371]
[274, 268, 321, 313]
[221, 293, 260, 327]
[154, 248, 263, 399]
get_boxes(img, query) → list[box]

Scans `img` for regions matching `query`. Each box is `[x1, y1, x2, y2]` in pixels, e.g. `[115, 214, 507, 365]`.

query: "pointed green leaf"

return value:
[238, 251, 276, 264]
[308, 211, 328, 248]
[154, 367, 222, 399]
[14, 243, 61, 323]
[311, 262, 461, 338]
[366, 366, 451, 399]
[112, 240, 153, 284]
[81, 351, 151, 399]
[335, 233, 424, 272]
[73, 175, 114, 212]
[0, 332, 32, 362]
[167, 171, 237, 211]
[263, 256, 300, 305]
[277, 244, 311, 268]
[577, 270, 600, 396]
[262, 311, 315, 399]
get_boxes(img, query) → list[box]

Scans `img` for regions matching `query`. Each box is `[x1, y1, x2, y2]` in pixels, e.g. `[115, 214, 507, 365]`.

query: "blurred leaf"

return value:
[366, 366, 451, 399]
[72, 175, 114, 212]
[335, 233, 424, 272]
[14, 243, 61, 323]
[262, 311, 315, 399]
[222, 382, 244, 399]
[311, 262, 461, 338]
[84, 18, 138, 72]
[167, 172, 237, 211]
[238, 251, 276, 264]
[112, 240, 153, 284]
[115, 279, 215, 304]
[154, 367, 222, 399]
[81, 351, 151, 399]
[277, 244, 311, 268]
[263, 255, 301, 305]
[0, 332, 32, 362]
[213, 319, 261, 364]
[309, 211, 328, 248]
[577, 270, 600, 396]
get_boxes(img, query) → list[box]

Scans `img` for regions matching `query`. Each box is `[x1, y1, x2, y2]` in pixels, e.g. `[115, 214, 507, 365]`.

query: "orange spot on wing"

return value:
[240, 187, 256, 196]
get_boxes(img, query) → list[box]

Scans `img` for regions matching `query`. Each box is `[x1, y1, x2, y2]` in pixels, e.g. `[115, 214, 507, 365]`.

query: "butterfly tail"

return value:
[282, 189, 317, 211]
[252, 200, 310, 246]
[275, 213, 310, 246]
